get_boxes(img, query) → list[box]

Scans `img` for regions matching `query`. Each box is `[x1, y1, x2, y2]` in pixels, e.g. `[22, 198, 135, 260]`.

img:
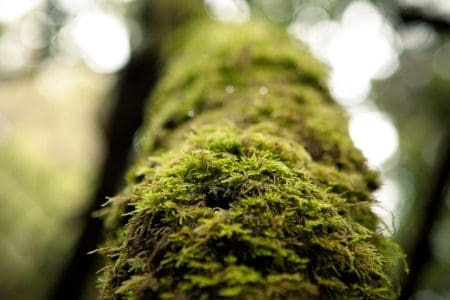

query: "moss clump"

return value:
[98, 20, 404, 299]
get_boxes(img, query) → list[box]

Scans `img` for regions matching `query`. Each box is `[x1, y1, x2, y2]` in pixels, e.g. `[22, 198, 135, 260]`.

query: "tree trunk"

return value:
[97, 19, 404, 299]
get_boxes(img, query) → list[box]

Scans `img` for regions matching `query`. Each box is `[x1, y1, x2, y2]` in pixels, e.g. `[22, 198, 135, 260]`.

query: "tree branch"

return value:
[400, 134, 450, 300]
[398, 7, 450, 32]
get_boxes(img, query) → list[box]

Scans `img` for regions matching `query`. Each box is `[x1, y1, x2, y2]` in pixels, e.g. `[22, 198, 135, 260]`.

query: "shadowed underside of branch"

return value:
[97, 20, 404, 299]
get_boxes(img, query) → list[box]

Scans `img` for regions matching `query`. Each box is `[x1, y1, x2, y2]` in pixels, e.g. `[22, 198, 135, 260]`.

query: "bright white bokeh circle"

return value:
[204, 0, 250, 24]
[349, 110, 399, 167]
[70, 12, 130, 73]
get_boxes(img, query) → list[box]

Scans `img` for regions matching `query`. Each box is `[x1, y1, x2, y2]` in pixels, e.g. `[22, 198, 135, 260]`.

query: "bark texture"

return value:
[98, 20, 404, 299]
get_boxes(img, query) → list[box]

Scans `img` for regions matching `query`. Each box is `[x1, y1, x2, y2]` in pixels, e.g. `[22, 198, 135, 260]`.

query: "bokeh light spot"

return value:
[70, 12, 130, 73]
[373, 178, 401, 233]
[55, 0, 92, 14]
[204, 0, 250, 24]
[0, 0, 43, 23]
[400, 22, 437, 50]
[289, 1, 399, 106]
[349, 110, 399, 167]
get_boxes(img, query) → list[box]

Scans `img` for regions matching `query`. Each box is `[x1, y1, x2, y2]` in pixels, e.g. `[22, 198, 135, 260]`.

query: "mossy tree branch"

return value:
[98, 20, 404, 299]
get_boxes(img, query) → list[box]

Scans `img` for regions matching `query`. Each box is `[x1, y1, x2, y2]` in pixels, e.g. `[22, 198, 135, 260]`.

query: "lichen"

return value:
[98, 20, 404, 299]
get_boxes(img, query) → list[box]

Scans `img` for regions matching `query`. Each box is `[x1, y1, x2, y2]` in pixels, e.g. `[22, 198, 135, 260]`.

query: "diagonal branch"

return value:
[400, 134, 450, 300]
[398, 7, 450, 31]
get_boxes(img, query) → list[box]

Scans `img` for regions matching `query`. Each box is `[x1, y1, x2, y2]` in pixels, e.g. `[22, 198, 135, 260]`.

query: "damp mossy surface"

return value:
[98, 20, 404, 299]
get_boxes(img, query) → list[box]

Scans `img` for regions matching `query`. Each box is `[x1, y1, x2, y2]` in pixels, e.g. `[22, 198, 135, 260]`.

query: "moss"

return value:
[98, 20, 404, 299]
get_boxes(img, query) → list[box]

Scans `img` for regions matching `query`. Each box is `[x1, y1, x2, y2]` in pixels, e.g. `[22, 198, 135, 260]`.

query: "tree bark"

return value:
[97, 19, 404, 299]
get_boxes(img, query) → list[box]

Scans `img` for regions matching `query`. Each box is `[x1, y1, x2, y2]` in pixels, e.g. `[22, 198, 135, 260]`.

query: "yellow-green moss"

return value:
[98, 20, 404, 299]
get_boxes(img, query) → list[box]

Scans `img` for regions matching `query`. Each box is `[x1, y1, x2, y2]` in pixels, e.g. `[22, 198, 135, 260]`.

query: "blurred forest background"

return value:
[0, 0, 449, 299]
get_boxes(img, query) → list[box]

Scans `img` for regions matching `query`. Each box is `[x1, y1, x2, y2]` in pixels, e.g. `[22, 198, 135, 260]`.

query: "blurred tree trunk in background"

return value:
[49, 1, 204, 300]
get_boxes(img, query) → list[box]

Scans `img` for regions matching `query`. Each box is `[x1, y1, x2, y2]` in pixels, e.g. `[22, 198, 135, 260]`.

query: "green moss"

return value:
[98, 20, 404, 299]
